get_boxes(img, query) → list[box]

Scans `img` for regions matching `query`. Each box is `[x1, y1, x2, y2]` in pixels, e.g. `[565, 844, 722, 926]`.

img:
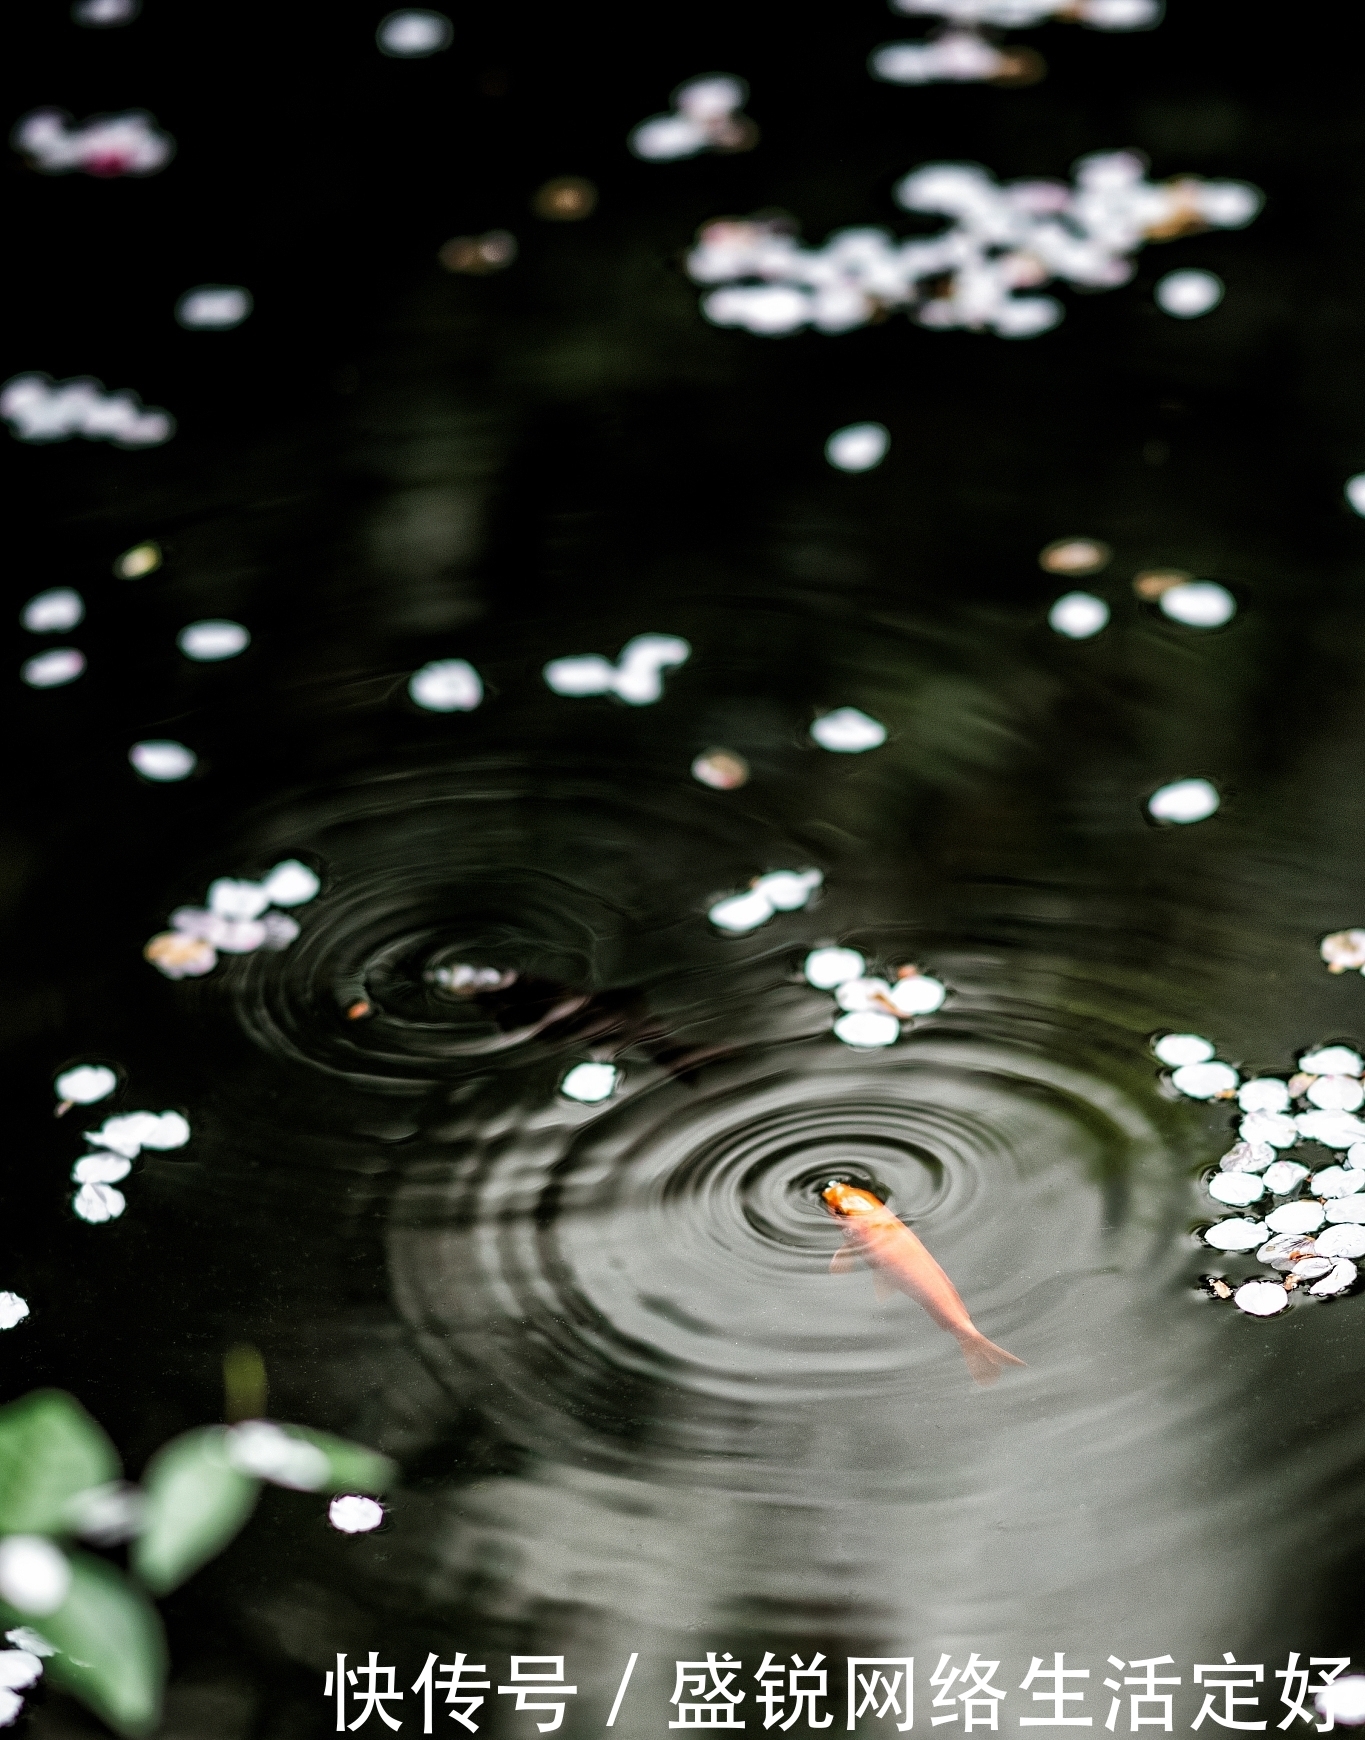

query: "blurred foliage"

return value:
[0, 1389, 394, 1736]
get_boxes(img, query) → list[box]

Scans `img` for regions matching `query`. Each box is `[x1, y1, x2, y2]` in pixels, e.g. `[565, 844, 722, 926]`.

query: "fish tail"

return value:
[958, 1332, 1026, 1388]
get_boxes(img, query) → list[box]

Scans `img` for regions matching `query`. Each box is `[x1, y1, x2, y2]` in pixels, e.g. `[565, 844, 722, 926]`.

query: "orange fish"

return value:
[822, 1181, 1025, 1388]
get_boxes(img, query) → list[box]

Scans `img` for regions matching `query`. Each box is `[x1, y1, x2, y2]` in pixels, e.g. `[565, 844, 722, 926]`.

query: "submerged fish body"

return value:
[821, 1181, 1025, 1387]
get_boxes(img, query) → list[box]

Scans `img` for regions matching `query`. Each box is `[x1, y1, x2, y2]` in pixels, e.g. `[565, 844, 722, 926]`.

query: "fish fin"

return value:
[829, 1247, 864, 1275]
[872, 1271, 898, 1303]
[958, 1333, 1027, 1389]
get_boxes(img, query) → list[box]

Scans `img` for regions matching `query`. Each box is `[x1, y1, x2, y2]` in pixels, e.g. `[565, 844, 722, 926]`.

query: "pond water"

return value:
[7, 0, 1365, 1733]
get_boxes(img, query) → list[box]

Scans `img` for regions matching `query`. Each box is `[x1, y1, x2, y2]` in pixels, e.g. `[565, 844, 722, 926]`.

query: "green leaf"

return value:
[0, 1391, 120, 1534]
[131, 1428, 259, 1596]
[282, 1426, 395, 1493]
[1, 1552, 165, 1737]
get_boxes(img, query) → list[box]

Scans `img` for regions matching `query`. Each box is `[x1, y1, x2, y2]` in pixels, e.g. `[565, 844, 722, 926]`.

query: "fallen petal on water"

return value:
[1236, 1078, 1290, 1113]
[114, 541, 160, 579]
[1264, 1199, 1326, 1235]
[1219, 1141, 1274, 1173]
[1152, 1032, 1214, 1066]
[72, 1153, 131, 1185]
[560, 1062, 619, 1103]
[21, 588, 83, 633]
[1301, 1045, 1364, 1077]
[887, 971, 946, 1015]
[708, 887, 776, 933]
[1326, 1197, 1365, 1224]
[1238, 1110, 1300, 1148]
[1157, 580, 1236, 628]
[0, 1296, 30, 1331]
[824, 422, 890, 472]
[144, 932, 218, 978]
[835, 977, 895, 1013]
[54, 1064, 116, 1105]
[129, 740, 196, 781]
[810, 707, 887, 753]
[1203, 1219, 1266, 1252]
[1040, 538, 1110, 576]
[1311, 1166, 1365, 1197]
[833, 1010, 901, 1049]
[409, 658, 483, 712]
[1154, 268, 1224, 319]
[72, 1182, 125, 1224]
[263, 860, 320, 906]
[377, 8, 452, 54]
[803, 947, 866, 989]
[691, 749, 749, 790]
[1316, 1223, 1365, 1260]
[1170, 1060, 1239, 1099]
[1206, 1172, 1264, 1207]
[178, 619, 250, 661]
[22, 649, 85, 689]
[1047, 591, 1110, 639]
[1296, 1109, 1365, 1148]
[1147, 777, 1220, 825]
[1233, 1279, 1289, 1316]
[1321, 930, 1365, 973]
[1261, 1161, 1309, 1195]
[329, 1494, 384, 1534]
[1312, 1260, 1359, 1299]
[1307, 1074, 1364, 1111]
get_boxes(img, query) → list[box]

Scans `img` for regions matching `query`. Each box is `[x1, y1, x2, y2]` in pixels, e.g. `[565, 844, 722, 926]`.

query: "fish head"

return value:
[821, 1180, 884, 1218]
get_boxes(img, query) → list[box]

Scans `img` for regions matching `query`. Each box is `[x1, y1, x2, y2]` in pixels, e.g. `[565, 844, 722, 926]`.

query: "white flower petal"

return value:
[328, 1495, 384, 1534]
[810, 707, 887, 753]
[833, 1010, 901, 1048]
[54, 1065, 116, 1105]
[803, 947, 866, 989]
[0, 1540, 70, 1616]
[1152, 1033, 1214, 1066]
[1170, 1060, 1238, 1099]
[560, 1062, 619, 1104]
[1233, 1280, 1289, 1316]
[1202, 1218, 1265, 1252]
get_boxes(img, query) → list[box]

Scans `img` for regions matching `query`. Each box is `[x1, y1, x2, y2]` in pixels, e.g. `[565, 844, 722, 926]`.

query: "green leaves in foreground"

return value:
[0, 1392, 119, 1534]
[0, 1391, 395, 1736]
[134, 1421, 395, 1595]
[131, 1429, 259, 1597]
[0, 1552, 166, 1738]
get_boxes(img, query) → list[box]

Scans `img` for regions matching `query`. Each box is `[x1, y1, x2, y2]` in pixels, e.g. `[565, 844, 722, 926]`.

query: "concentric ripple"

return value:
[390, 1032, 1173, 1486]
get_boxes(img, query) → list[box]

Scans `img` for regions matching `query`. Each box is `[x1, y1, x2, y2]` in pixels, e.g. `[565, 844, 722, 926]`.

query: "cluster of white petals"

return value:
[545, 634, 691, 705]
[144, 860, 320, 980]
[71, 1104, 191, 1225]
[629, 75, 756, 161]
[872, 0, 1159, 86]
[709, 870, 822, 934]
[687, 152, 1260, 339]
[1158, 1033, 1365, 1311]
[1, 373, 173, 448]
[0, 1646, 44, 1727]
[11, 108, 173, 176]
[804, 947, 947, 1048]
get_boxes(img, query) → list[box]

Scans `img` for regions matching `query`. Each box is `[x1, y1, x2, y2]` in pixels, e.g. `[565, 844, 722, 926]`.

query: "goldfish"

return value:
[822, 1181, 1025, 1388]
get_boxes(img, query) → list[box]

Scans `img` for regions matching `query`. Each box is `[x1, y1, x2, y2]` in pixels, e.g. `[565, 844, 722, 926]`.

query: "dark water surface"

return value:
[8, 0, 1365, 1732]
